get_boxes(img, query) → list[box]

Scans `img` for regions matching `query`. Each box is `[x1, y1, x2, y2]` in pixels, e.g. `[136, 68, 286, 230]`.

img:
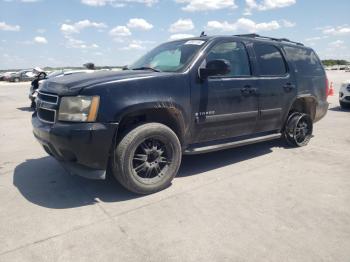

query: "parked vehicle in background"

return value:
[2, 72, 16, 81]
[32, 34, 329, 194]
[29, 67, 47, 108]
[339, 80, 350, 109]
[7, 70, 35, 82]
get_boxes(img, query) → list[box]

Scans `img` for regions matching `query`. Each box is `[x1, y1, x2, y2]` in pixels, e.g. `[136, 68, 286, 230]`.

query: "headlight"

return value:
[58, 96, 100, 122]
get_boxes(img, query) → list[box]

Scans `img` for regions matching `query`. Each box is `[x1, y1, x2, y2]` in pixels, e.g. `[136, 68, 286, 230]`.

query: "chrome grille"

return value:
[36, 91, 59, 124]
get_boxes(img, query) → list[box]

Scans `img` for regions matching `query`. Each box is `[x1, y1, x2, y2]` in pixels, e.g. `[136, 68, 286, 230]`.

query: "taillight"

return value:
[325, 78, 329, 98]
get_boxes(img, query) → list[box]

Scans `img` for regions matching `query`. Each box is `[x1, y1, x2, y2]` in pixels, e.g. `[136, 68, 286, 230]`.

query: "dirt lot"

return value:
[0, 71, 349, 262]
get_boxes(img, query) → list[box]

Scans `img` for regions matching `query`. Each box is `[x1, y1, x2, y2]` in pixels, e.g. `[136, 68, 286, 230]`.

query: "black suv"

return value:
[32, 34, 329, 194]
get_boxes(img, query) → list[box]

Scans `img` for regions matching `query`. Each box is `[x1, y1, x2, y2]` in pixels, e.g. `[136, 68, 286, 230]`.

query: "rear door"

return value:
[252, 43, 296, 132]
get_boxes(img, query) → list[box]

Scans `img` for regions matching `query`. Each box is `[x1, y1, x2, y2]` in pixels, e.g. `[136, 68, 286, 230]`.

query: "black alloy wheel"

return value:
[132, 137, 172, 184]
[112, 123, 181, 194]
[284, 112, 313, 147]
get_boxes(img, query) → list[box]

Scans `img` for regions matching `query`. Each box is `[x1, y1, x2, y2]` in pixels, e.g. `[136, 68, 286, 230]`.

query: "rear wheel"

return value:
[112, 123, 182, 194]
[284, 112, 313, 147]
[14, 78, 20, 82]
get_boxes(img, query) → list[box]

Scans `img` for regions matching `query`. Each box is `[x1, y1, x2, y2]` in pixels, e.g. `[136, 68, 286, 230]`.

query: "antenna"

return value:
[200, 31, 207, 37]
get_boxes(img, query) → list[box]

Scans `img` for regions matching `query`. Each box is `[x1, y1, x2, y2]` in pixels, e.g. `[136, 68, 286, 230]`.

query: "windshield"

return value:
[129, 39, 206, 72]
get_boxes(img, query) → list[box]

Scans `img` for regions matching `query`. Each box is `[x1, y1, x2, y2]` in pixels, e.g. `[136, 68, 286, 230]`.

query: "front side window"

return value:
[205, 41, 251, 77]
[254, 43, 287, 76]
[130, 39, 206, 72]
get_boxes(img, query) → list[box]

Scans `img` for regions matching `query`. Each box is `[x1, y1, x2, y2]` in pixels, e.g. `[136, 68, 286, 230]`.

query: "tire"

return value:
[112, 123, 182, 194]
[283, 112, 313, 147]
[14, 78, 20, 83]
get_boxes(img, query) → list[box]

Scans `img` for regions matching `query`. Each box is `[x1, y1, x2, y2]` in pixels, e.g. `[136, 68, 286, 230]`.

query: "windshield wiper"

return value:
[132, 66, 161, 72]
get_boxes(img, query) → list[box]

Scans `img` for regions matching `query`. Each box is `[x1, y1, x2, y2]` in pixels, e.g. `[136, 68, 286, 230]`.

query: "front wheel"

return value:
[284, 112, 313, 147]
[112, 123, 182, 194]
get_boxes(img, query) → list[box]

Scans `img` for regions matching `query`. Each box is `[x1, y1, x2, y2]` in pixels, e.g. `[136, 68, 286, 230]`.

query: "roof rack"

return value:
[234, 33, 304, 46]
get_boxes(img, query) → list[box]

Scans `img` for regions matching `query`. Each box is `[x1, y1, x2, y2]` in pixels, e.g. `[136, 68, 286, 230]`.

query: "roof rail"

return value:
[234, 33, 304, 46]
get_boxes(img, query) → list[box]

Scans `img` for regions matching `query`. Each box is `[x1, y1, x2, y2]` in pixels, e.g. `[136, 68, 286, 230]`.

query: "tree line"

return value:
[322, 60, 349, 67]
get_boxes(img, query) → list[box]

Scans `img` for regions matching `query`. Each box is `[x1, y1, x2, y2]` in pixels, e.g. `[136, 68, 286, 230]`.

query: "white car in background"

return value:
[339, 80, 350, 109]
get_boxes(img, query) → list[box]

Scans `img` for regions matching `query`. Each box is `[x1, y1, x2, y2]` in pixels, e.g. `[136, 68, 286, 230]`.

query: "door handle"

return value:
[284, 83, 296, 92]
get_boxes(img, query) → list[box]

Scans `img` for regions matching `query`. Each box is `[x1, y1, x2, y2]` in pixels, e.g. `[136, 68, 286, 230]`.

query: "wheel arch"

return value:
[286, 95, 318, 122]
[115, 102, 188, 146]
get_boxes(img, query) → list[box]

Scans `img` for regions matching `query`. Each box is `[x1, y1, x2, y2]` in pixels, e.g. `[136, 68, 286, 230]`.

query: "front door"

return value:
[192, 40, 259, 143]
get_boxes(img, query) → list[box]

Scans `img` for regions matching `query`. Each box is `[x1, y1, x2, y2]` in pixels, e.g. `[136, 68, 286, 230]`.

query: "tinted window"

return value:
[254, 44, 287, 76]
[284, 47, 324, 76]
[206, 41, 251, 77]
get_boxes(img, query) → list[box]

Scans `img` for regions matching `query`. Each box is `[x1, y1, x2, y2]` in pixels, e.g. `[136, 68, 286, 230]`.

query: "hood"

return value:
[39, 70, 167, 95]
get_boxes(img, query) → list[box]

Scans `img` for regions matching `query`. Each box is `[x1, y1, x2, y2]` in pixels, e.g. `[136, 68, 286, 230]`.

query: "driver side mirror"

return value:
[199, 59, 231, 79]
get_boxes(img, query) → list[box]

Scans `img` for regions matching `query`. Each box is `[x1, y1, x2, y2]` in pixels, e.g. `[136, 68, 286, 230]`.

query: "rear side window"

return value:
[254, 43, 287, 76]
[284, 46, 324, 76]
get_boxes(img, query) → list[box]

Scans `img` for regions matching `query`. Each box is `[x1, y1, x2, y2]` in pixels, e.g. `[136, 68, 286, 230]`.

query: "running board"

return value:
[184, 133, 282, 155]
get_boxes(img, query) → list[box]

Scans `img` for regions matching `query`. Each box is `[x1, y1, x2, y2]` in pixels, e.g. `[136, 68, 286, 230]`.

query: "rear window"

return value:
[284, 46, 324, 76]
[253, 43, 287, 76]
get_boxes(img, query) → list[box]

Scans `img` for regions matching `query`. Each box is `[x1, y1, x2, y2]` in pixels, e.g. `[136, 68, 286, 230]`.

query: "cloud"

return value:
[81, 0, 110, 6]
[329, 40, 345, 48]
[175, 0, 237, 12]
[119, 40, 154, 50]
[245, 0, 296, 11]
[0, 21, 20, 31]
[305, 36, 328, 42]
[60, 19, 107, 34]
[109, 26, 131, 37]
[34, 36, 48, 44]
[206, 18, 281, 33]
[81, 0, 157, 7]
[4, 0, 42, 2]
[120, 43, 144, 50]
[127, 18, 153, 30]
[63, 35, 99, 49]
[36, 28, 46, 34]
[169, 33, 195, 40]
[281, 19, 296, 28]
[322, 25, 350, 36]
[169, 19, 194, 33]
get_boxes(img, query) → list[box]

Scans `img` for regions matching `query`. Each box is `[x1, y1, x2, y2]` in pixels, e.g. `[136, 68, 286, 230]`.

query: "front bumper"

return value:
[32, 114, 118, 179]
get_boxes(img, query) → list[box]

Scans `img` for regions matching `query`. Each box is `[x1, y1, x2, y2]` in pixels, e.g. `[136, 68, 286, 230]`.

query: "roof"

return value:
[170, 33, 308, 49]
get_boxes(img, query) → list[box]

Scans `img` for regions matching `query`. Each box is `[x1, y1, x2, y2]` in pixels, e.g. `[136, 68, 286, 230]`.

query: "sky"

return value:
[0, 0, 349, 69]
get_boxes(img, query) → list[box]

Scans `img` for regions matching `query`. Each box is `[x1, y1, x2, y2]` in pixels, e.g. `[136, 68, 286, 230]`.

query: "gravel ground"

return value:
[0, 71, 349, 262]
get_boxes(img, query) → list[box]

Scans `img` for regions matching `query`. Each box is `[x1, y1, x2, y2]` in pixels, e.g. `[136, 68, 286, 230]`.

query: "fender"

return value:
[115, 101, 189, 144]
